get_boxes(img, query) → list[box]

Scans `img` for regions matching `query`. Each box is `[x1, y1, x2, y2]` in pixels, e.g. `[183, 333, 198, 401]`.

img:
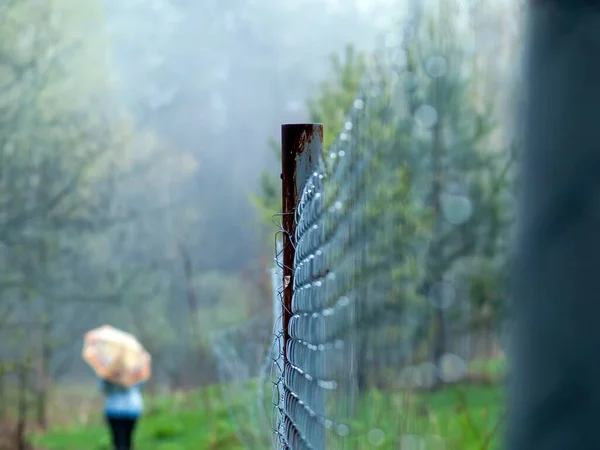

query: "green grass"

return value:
[32, 410, 243, 450]
[326, 384, 505, 450]
[469, 356, 507, 378]
[31, 386, 246, 450]
[424, 384, 505, 449]
[31, 381, 505, 450]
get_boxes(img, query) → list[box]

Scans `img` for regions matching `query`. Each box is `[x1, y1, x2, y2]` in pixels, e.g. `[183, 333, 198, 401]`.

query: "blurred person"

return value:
[99, 376, 144, 450]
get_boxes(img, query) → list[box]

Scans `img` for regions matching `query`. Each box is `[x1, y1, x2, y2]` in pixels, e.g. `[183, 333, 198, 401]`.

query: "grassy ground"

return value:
[30, 380, 505, 449]
[30, 386, 245, 450]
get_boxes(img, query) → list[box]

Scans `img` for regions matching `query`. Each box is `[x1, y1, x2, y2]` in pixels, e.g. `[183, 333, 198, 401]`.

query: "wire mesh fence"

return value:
[206, 2, 515, 448]
[208, 242, 284, 449]
[210, 316, 273, 448]
[270, 5, 514, 449]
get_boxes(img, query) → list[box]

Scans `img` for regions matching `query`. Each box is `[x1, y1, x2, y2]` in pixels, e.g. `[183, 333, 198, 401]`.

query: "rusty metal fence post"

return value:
[280, 123, 323, 446]
[281, 123, 323, 363]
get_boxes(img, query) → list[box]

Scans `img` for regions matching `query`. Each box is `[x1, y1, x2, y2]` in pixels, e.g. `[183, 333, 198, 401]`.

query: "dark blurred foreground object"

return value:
[508, 0, 600, 449]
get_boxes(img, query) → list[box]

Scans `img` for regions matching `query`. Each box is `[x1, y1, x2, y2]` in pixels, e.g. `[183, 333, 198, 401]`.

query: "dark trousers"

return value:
[106, 415, 137, 450]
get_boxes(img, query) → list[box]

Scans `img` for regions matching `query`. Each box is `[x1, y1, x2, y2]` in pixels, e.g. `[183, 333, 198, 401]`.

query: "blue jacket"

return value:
[98, 378, 144, 418]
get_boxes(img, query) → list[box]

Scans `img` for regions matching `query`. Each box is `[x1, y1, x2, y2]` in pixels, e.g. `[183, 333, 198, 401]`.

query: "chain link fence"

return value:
[270, 5, 514, 449]
[208, 1, 515, 448]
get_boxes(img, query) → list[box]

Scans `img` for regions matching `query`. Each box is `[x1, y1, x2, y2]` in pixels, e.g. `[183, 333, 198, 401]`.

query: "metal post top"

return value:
[281, 123, 323, 128]
[281, 124, 324, 155]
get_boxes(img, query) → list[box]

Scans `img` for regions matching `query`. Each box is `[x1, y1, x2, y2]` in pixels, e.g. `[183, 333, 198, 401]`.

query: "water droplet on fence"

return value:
[417, 362, 437, 388]
[353, 99, 365, 109]
[400, 434, 423, 450]
[318, 379, 338, 390]
[414, 104, 438, 129]
[388, 71, 400, 89]
[334, 201, 343, 210]
[401, 21, 415, 42]
[370, 86, 381, 97]
[428, 280, 456, 309]
[425, 434, 446, 450]
[340, 133, 349, 141]
[385, 32, 401, 48]
[336, 423, 350, 437]
[367, 428, 386, 446]
[442, 194, 473, 225]
[398, 366, 417, 388]
[425, 54, 448, 78]
[338, 296, 349, 307]
[3, 142, 17, 158]
[330, 152, 337, 159]
[438, 353, 467, 383]
[392, 49, 407, 69]
[345, 121, 353, 131]
[403, 72, 419, 91]
[338, 150, 346, 157]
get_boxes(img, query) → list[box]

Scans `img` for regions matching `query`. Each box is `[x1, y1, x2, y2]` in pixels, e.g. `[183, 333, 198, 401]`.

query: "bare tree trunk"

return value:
[146, 370, 157, 397]
[486, 316, 494, 361]
[36, 316, 51, 430]
[178, 243, 201, 344]
[430, 86, 446, 391]
[15, 362, 30, 450]
[0, 372, 5, 420]
[35, 244, 51, 431]
[166, 363, 184, 393]
[177, 243, 212, 413]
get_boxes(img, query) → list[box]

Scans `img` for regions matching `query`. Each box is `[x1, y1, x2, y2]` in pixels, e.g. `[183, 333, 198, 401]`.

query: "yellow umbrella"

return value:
[82, 325, 151, 387]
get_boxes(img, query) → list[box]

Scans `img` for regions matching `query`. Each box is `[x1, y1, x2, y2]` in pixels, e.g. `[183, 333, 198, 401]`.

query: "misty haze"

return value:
[0, 0, 544, 449]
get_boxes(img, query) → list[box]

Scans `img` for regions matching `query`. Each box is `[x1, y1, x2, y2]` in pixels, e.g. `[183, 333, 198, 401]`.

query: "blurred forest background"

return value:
[0, 0, 520, 448]
[0, 0, 405, 431]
